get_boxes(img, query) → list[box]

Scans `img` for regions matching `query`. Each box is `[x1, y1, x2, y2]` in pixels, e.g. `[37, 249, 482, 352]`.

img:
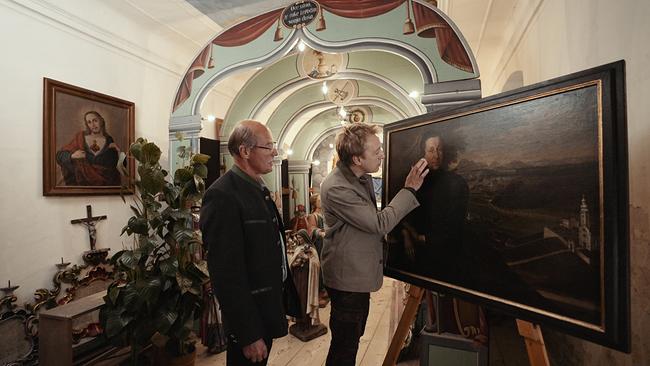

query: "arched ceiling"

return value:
[117, 0, 519, 98]
[214, 48, 427, 154]
[173, 0, 480, 163]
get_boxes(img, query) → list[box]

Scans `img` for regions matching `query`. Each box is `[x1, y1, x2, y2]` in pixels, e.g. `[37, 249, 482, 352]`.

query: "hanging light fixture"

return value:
[208, 57, 215, 69]
[273, 17, 284, 41]
[403, 0, 415, 35]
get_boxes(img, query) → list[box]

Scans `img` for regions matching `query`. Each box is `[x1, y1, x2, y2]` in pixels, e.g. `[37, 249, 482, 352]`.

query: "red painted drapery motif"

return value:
[412, 2, 473, 73]
[173, 1, 473, 112]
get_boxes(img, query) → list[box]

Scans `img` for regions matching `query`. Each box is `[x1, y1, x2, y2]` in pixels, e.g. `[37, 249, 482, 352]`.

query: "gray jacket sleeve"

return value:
[325, 186, 419, 235]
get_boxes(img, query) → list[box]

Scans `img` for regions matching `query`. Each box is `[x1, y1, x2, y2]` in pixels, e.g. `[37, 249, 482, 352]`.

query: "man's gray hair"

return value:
[228, 121, 258, 156]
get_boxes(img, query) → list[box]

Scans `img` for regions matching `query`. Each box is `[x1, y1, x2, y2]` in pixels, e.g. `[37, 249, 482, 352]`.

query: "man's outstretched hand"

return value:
[404, 158, 429, 191]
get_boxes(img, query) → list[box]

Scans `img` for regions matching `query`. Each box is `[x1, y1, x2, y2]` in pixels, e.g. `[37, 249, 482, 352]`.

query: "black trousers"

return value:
[325, 287, 370, 366]
[226, 337, 272, 366]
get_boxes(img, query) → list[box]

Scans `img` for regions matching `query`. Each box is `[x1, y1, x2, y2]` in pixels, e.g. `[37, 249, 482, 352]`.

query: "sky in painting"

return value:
[451, 85, 599, 166]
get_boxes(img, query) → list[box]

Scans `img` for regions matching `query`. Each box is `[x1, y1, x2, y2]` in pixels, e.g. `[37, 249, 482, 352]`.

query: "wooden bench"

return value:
[39, 290, 118, 366]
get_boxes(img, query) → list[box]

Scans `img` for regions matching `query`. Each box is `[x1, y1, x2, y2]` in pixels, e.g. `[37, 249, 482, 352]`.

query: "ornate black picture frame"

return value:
[383, 61, 629, 352]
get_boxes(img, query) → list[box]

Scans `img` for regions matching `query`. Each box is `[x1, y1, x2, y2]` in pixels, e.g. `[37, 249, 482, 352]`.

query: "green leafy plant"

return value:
[99, 138, 211, 363]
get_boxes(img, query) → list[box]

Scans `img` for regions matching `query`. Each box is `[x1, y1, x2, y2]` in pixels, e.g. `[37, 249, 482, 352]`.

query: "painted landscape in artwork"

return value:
[386, 84, 603, 326]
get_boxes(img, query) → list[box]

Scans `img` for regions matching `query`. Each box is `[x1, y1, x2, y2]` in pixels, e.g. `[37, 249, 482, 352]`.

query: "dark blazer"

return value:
[200, 168, 299, 346]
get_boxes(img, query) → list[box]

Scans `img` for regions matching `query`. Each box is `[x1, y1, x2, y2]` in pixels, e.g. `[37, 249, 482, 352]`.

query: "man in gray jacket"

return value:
[320, 123, 429, 365]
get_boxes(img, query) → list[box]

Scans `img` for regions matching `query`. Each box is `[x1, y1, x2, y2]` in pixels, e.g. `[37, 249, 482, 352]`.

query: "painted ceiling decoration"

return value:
[213, 8, 284, 47]
[171, 0, 476, 114]
[301, 49, 344, 79]
[325, 79, 357, 105]
[230, 49, 423, 130]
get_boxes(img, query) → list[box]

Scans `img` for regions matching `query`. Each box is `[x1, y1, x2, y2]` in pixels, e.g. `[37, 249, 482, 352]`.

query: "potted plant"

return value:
[99, 138, 210, 365]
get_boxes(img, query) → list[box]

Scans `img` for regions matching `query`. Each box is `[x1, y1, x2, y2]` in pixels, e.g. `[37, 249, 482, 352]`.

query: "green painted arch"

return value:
[171, 0, 478, 120]
[221, 53, 302, 131]
[173, 25, 298, 116]
[292, 105, 396, 160]
[266, 83, 326, 138]
[221, 49, 423, 137]
[347, 50, 424, 95]
[267, 80, 411, 144]
[299, 3, 475, 82]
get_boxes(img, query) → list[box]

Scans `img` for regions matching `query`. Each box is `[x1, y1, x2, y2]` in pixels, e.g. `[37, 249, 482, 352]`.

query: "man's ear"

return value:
[239, 145, 250, 159]
[351, 155, 362, 166]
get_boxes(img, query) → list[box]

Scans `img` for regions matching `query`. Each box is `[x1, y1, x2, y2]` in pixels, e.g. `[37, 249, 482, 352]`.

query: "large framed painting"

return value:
[43, 78, 135, 195]
[383, 61, 629, 351]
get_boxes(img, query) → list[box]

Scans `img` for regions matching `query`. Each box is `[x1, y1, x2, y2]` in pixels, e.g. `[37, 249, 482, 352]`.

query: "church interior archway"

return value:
[169, 0, 481, 214]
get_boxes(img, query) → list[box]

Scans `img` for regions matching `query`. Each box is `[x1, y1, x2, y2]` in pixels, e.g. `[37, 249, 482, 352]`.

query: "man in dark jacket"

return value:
[200, 120, 298, 365]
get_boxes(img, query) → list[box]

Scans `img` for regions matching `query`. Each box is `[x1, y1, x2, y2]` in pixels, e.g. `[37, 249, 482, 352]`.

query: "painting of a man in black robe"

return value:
[396, 131, 470, 285]
[386, 85, 603, 327]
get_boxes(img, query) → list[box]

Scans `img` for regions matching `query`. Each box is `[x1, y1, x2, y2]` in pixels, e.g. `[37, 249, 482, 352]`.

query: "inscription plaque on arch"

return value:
[282, 1, 320, 29]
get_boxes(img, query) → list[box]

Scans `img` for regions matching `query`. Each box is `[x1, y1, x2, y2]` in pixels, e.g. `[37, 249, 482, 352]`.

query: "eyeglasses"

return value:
[252, 142, 277, 151]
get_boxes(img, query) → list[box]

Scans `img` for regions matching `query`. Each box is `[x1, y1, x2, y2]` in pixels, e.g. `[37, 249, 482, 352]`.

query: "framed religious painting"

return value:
[383, 61, 630, 352]
[43, 78, 135, 195]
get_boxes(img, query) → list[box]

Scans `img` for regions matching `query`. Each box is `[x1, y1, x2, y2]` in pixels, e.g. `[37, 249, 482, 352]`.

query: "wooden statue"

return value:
[286, 230, 328, 341]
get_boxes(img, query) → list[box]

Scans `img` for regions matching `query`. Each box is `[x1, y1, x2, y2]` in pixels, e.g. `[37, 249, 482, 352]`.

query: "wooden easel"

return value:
[516, 319, 550, 366]
[382, 286, 550, 366]
[382, 286, 424, 366]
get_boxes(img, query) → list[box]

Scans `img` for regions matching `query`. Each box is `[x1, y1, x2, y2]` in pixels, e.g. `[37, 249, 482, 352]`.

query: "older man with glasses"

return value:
[200, 120, 299, 365]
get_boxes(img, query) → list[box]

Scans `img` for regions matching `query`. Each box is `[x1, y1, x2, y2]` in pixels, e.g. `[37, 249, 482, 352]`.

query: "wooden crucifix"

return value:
[71, 205, 106, 251]
[71, 205, 109, 265]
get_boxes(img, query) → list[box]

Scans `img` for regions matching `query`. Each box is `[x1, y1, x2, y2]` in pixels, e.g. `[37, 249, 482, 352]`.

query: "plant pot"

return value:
[153, 347, 196, 366]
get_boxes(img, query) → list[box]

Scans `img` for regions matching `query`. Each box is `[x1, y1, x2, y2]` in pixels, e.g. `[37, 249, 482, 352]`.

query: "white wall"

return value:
[0, 0, 208, 303]
[485, 0, 650, 363]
